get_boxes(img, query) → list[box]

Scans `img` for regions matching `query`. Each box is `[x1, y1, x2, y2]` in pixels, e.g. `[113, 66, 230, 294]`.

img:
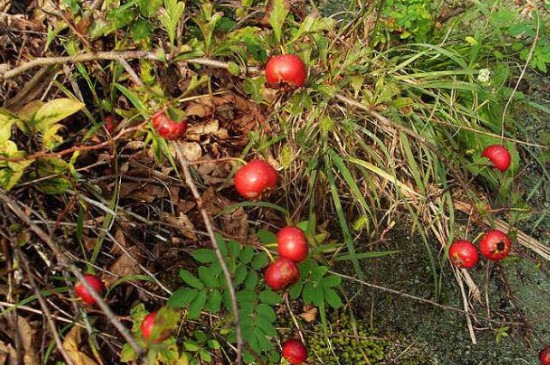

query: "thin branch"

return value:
[173, 142, 243, 364]
[0, 189, 143, 356]
[0, 52, 259, 81]
[330, 270, 527, 326]
[15, 249, 75, 365]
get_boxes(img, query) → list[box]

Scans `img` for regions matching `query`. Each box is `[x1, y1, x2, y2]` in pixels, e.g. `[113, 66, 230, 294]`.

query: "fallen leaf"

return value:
[187, 120, 219, 136]
[16, 316, 39, 365]
[104, 246, 141, 287]
[186, 103, 213, 118]
[62, 326, 98, 365]
[300, 307, 318, 323]
[159, 212, 198, 241]
[177, 142, 202, 162]
[0, 340, 17, 365]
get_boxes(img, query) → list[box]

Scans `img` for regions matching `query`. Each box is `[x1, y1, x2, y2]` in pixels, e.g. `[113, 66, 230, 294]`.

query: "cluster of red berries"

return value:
[234, 159, 308, 363]
[448, 229, 511, 268]
[448, 145, 512, 268]
[74, 274, 170, 342]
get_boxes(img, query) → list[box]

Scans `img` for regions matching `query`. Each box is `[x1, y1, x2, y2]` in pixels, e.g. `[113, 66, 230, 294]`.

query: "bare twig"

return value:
[15, 249, 75, 365]
[0, 189, 143, 356]
[330, 270, 526, 326]
[0, 52, 259, 81]
[173, 142, 243, 364]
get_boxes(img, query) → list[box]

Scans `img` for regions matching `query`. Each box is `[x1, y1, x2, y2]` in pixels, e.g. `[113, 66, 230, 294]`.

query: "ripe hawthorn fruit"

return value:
[152, 110, 187, 140]
[448, 240, 479, 269]
[234, 160, 277, 200]
[75, 274, 104, 305]
[277, 226, 308, 263]
[482, 145, 511, 172]
[141, 311, 171, 343]
[264, 258, 300, 291]
[539, 346, 550, 365]
[479, 229, 511, 261]
[282, 339, 308, 364]
[265, 54, 307, 88]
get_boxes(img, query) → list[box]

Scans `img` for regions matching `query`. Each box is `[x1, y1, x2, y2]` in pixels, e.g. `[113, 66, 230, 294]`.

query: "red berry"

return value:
[448, 240, 479, 269]
[282, 339, 308, 364]
[105, 115, 118, 134]
[482, 145, 511, 172]
[234, 160, 278, 200]
[540, 346, 550, 365]
[141, 312, 171, 343]
[75, 274, 104, 305]
[264, 258, 300, 291]
[152, 110, 187, 140]
[479, 229, 511, 261]
[265, 54, 307, 88]
[277, 226, 308, 263]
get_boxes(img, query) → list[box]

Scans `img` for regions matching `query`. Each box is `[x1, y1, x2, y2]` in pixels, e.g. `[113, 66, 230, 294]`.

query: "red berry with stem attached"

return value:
[141, 312, 171, 343]
[264, 258, 300, 291]
[282, 339, 308, 364]
[105, 115, 118, 134]
[234, 160, 278, 200]
[482, 145, 511, 172]
[265, 54, 307, 88]
[152, 110, 187, 140]
[448, 240, 479, 269]
[479, 229, 511, 261]
[277, 226, 308, 263]
[75, 274, 104, 305]
[540, 346, 550, 365]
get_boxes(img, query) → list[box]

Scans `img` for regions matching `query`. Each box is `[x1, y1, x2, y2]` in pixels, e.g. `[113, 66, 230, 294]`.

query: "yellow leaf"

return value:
[62, 327, 99, 365]
[33, 98, 84, 132]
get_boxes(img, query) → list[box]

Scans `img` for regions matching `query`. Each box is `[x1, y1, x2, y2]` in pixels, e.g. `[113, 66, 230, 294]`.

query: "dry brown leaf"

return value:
[187, 119, 219, 136]
[177, 142, 202, 162]
[177, 200, 196, 215]
[82, 236, 97, 252]
[62, 326, 98, 365]
[300, 307, 318, 323]
[222, 207, 248, 239]
[110, 228, 127, 255]
[186, 103, 213, 118]
[17, 317, 38, 365]
[159, 212, 198, 241]
[119, 182, 168, 203]
[104, 246, 141, 287]
[0, 340, 17, 365]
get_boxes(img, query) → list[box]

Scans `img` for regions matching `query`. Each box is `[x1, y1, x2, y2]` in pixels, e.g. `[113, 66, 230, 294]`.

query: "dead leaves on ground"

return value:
[62, 326, 99, 365]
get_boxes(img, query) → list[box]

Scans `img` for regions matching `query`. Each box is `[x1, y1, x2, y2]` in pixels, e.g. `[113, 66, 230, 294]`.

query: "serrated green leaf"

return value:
[191, 248, 216, 263]
[311, 286, 324, 307]
[179, 269, 204, 290]
[207, 339, 220, 349]
[234, 264, 248, 286]
[302, 282, 314, 304]
[228, 240, 241, 258]
[184, 340, 201, 352]
[321, 275, 341, 288]
[324, 288, 343, 308]
[198, 266, 217, 288]
[199, 349, 212, 362]
[259, 290, 281, 305]
[251, 253, 268, 269]
[256, 303, 276, 321]
[256, 315, 277, 337]
[188, 290, 207, 319]
[310, 266, 328, 282]
[244, 270, 258, 290]
[227, 62, 240, 76]
[289, 280, 303, 299]
[268, 0, 288, 43]
[256, 229, 277, 244]
[168, 288, 198, 308]
[240, 245, 254, 264]
[205, 289, 222, 313]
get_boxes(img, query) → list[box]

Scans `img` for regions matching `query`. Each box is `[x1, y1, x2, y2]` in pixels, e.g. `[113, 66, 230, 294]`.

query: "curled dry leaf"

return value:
[186, 103, 213, 118]
[62, 326, 98, 365]
[0, 340, 17, 365]
[222, 207, 249, 239]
